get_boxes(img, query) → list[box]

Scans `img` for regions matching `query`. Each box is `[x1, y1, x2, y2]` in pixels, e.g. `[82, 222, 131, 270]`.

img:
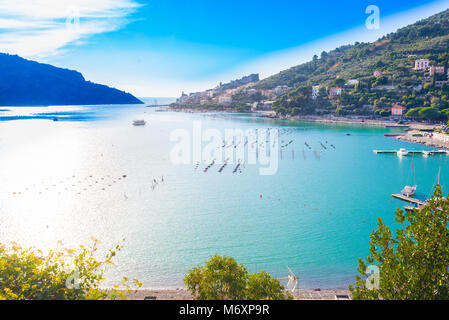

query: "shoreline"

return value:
[169, 108, 448, 149]
[169, 107, 439, 129]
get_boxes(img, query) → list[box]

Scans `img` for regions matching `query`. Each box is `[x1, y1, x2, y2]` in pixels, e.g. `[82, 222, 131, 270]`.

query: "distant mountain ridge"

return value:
[0, 53, 143, 106]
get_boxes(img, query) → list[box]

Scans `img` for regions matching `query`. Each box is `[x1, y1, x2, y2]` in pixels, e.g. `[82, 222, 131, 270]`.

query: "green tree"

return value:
[424, 83, 433, 90]
[184, 255, 293, 300]
[350, 186, 449, 300]
[418, 107, 441, 120]
[405, 107, 421, 119]
[0, 239, 142, 300]
[332, 78, 346, 88]
[379, 109, 391, 117]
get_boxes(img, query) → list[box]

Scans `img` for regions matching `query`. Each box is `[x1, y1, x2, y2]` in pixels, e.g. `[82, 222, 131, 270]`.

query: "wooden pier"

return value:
[374, 150, 448, 156]
[392, 194, 427, 206]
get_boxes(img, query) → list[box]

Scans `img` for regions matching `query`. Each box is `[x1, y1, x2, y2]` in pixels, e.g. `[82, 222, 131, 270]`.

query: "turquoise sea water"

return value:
[0, 104, 447, 289]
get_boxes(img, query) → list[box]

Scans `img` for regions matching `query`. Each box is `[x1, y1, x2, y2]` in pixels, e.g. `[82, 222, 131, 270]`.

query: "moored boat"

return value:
[133, 120, 146, 126]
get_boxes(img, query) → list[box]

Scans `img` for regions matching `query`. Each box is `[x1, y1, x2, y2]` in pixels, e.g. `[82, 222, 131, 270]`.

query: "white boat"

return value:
[133, 120, 146, 126]
[401, 185, 417, 197]
[397, 148, 408, 156]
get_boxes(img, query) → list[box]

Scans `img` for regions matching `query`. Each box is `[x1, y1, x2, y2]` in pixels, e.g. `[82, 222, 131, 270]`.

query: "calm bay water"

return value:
[0, 103, 447, 289]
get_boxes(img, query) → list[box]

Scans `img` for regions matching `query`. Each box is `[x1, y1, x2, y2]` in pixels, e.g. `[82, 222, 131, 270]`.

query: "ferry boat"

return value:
[133, 120, 146, 126]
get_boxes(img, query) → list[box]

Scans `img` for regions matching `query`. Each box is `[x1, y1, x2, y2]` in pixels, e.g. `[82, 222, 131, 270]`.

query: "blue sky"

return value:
[1, 0, 449, 96]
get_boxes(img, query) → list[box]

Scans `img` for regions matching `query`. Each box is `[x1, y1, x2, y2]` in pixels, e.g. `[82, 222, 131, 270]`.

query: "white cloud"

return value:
[0, 0, 141, 58]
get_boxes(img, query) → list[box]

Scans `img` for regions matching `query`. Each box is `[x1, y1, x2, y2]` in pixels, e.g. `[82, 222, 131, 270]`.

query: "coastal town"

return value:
[172, 57, 449, 121]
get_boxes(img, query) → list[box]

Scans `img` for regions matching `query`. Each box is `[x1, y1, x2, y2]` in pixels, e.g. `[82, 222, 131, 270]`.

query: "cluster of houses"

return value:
[176, 57, 448, 117]
[176, 82, 290, 108]
[414, 58, 449, 87]
[311, 79, 360, 100]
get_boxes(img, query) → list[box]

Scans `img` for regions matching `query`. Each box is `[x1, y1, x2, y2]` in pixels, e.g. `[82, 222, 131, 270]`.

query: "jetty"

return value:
[218, 161, 228, 173]
[374, 149, 448, 156]
[392, 194, 427, 206]
[232, 163, 241, 173]
[383, 133, 405, 137]
[385, 125, 409, 128]
[203, 160, 215, 173]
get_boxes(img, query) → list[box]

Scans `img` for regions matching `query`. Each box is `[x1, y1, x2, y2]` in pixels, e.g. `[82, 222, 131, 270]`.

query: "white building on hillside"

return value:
[414, 59, 429, 71]
[346, 79, 359, 87]
[312, 85, 320, 99]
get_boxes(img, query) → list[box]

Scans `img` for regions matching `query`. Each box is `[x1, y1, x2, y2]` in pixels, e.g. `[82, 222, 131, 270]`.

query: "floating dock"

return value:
[374, 150, 448, 156]
[392, 194, 427, 206]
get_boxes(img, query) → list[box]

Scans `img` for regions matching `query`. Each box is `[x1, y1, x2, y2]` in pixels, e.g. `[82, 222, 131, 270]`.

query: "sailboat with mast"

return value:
[401, 154, 417, 197]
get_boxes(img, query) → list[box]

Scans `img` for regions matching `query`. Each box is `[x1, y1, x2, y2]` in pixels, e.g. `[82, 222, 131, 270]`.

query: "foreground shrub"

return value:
[0, 238, 141, 300]
[350, 186, 449, 299]
[184, 255, 293, 300]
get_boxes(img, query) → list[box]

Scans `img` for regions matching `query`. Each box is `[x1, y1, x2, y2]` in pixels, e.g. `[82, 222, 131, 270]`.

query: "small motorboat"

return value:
[397, 148, 408, 156]
[133, 120, 146, 126]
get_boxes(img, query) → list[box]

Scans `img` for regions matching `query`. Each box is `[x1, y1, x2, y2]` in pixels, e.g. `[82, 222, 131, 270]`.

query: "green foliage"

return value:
[350, 186, 449, 300]
[405, 107, 421, 118]
[184, 255, 293, 300]
[0, 239, 142, 300]
[418, 107, 442, 120]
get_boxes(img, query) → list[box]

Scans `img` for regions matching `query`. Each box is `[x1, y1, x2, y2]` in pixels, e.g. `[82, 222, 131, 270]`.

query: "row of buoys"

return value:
[218, 160, 228, 173]
[203, 160, 215, 173]
[11, 173, 128, 196]
[281, 140, 293, 148]
[232, 162, 241, 174]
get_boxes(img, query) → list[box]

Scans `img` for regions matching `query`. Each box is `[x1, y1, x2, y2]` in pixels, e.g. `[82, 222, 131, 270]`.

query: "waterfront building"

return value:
[391, 104, 406, 117]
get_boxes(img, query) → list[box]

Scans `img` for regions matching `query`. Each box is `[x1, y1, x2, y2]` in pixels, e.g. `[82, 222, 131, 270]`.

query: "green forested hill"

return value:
[256, 9, 449, 120]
